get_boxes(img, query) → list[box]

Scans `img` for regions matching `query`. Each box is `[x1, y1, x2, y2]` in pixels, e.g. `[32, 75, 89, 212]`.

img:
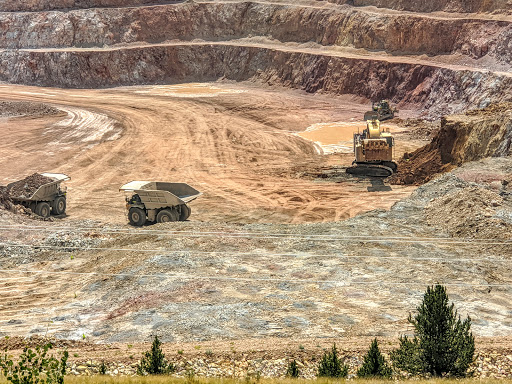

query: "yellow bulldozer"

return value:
[346, 112, 397, 177]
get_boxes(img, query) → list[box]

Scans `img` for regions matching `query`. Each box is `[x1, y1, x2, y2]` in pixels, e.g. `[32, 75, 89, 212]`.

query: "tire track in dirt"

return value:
[0, 84, 419, 224]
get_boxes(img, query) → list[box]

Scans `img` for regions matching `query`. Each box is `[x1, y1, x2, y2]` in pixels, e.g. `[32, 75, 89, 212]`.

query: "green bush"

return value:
[391, 284, 475, 377]
[0, 342, 68, 384]
[356, 338, 392, 378]
[317, 343, 349, 378]
[98, 361, 107, 375]
[286, 359, 300, 378]
[137, 335, 175, 375]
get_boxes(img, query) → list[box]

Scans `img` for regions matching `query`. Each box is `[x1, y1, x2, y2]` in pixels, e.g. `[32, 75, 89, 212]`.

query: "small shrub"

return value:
[137, 335, 174, 375]
[298, 345, 305, 351]
[357, 338, 392, 378]
[185, 368, 198, 384]
[0, 342, 68, 384]
[205, 350, 213, 357]
[286, 359, 300, 378]
[317, 343, 348, 378]
[98, 361, 107, 375]
[177, 350, 184, 355]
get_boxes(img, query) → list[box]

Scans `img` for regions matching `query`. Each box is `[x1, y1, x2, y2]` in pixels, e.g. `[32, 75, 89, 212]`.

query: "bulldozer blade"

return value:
[346, 164, 393, 178]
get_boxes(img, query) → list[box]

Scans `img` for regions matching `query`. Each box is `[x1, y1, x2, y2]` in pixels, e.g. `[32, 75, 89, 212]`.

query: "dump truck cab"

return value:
[120, 181, 201, 226]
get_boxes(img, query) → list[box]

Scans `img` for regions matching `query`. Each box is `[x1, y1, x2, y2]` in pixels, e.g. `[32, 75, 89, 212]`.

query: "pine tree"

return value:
[286, 359, 300, 378]
[317, 343, 349, 378]
[357, 338, 392, 378]
[137, 335, 174, 375]
[391, 284, 475, 377]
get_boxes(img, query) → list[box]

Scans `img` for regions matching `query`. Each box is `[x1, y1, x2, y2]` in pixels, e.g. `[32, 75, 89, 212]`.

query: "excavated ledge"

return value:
[1, 2, 511, 66]
[321, 0, 512, 13]
[1, 44, 510, 117]
[3, 0, 511, 13]
[0, 0, 176, 12]
[391, 103, 512, 185]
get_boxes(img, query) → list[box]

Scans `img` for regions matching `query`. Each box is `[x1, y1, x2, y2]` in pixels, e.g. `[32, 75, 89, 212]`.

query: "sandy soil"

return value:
[0, 83, 424, 225]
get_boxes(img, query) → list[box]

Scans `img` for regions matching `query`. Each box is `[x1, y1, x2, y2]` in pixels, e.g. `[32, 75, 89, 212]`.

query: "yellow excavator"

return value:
[346, 112, 397, 177]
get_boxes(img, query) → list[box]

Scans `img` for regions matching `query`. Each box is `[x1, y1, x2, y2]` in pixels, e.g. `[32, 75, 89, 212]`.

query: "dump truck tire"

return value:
[35, 202, 51, 218]
[180, 205, 191, 221]
[128, 207, 146, 226]
[52, 196, 66, 215]
[157, 209, 178, 223]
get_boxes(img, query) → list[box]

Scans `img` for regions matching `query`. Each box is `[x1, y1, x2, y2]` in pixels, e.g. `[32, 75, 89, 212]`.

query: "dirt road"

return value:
[0, 83, 420, 224]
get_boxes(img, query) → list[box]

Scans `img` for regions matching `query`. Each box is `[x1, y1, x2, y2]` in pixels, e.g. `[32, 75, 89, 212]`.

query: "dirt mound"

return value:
[425, 186, 512, 239]
[0, 101, 60, 117]
[390, 103, 512, 185]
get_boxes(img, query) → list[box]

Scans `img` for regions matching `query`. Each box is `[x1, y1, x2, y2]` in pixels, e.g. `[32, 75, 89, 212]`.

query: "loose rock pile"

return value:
[0, 101, 59, 117]
[0, 173, 54, 214]
[7, 173, 54, 199]
[425, 186, 512, 239]
[66, 351, 512, 379]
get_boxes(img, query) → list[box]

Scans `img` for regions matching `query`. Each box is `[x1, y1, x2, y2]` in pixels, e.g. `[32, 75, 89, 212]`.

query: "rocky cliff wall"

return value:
[1, 3, 510, 65]
[0, 0, 171, 12]
[323, 0, 512, 13]
[0, 44, 510, 116]
[4, 0, 511, 13]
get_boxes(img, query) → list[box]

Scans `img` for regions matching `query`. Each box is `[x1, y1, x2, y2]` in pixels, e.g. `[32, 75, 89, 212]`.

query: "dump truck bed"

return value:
[120, 181, 201, 209]
[7, 173, 70, 201]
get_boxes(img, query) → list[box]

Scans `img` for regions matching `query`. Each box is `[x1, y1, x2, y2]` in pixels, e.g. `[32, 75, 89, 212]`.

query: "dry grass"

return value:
[0, 378, 507, 384]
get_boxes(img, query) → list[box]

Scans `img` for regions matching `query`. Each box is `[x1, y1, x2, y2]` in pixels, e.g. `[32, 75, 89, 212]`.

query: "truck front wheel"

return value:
[35, 202, 51, 218]
[128, 207, 146, 226]
[52, 196, 66, 215]
[157, 209, 178, 223]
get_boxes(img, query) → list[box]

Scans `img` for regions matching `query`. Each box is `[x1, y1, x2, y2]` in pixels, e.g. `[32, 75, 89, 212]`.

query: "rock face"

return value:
[391, 103, 512, 185]
[323, 0, 512, 13]
[1, 1, 511, 117]
[0, 3, 511, 66]
[0, 0, 166, 12]
[0, 44, 510, 118]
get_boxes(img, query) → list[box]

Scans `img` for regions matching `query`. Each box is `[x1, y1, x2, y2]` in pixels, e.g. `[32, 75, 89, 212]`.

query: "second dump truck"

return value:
[120, 181, 201, 226]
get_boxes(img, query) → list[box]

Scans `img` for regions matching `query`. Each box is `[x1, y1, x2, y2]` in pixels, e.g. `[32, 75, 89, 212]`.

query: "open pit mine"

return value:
[0, 0, 511, 379]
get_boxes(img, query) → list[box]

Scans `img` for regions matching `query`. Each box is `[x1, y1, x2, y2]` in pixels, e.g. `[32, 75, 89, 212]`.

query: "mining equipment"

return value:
[346, 114, 398, 177]
[8, 173, 70, 218]
[368, 100, 397, 121]
[120, 181, 201, 226]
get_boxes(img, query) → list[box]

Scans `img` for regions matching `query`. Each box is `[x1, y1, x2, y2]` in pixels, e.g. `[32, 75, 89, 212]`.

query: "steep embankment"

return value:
[322, 0, 512, 13]
[0, 1, 511, 117]
[0, 0, 173, 12]
[1, 2, 511, 67]
[391, 103, 512, 185]
[1, 44, 511, 117]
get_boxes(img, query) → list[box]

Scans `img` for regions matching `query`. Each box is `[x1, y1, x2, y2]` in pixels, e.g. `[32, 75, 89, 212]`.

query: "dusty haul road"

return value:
[0, 83, 419, 224]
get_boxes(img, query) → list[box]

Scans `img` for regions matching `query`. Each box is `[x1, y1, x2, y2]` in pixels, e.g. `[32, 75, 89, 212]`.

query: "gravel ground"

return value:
[0, 158, 511, 345]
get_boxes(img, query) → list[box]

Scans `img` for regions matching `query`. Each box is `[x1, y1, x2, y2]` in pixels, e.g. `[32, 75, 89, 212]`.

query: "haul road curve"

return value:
[0, 83, 421, 225]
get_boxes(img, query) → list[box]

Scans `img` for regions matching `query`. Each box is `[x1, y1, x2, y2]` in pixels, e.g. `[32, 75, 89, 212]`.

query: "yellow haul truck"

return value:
[120, 181, 201, 226]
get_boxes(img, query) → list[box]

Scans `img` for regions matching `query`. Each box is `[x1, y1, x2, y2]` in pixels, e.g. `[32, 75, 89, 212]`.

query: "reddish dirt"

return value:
[0, 84, 422, 224]
[391, 103, 512, 185]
